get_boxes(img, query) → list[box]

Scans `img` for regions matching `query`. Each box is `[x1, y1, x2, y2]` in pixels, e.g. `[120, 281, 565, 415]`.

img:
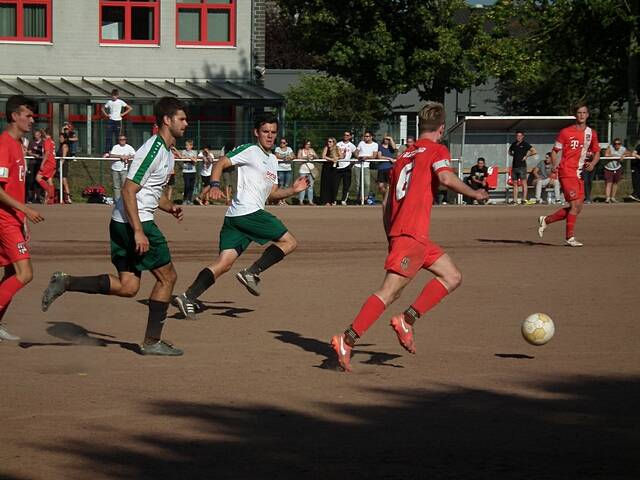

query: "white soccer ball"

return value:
[521, 313, 555, 346]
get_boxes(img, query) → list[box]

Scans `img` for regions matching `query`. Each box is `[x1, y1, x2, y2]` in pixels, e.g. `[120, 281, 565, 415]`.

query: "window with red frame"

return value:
[176, 1, 235, 46]
[0, 0, 51, 42]
[100, 0, 159, 44]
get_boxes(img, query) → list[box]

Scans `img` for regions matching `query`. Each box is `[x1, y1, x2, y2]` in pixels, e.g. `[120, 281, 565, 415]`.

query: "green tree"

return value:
[284, 75, 386, 124]
[489, 0, 640, 139]
[275, 0, 495, 104]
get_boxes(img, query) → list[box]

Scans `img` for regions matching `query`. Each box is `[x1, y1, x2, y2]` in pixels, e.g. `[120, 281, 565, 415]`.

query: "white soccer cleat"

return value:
[565, 237, 583, 247]
[537, 216, 547, 238]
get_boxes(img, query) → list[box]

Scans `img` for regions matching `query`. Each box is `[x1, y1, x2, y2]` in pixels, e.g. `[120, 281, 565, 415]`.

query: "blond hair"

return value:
[418, 102, 445, 134]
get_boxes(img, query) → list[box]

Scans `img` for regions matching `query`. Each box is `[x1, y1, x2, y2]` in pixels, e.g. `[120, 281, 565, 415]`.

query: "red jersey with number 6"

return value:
[0, 131, 27, 227]
[387, 138, 453, 244]
[553, 125, 600, 179]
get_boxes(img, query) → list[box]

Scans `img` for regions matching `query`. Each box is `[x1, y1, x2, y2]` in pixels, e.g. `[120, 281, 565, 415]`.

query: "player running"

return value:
[41, 97, 187, 356]
[0, 96, 45, 343]
[173, 115, 309, 319]
[330, 102, 488, 372]
[538, 103, 600, 247]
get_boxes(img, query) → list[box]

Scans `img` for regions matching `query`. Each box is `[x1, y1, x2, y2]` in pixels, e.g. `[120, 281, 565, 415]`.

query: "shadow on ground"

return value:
[19, 322, 139, 353]
[139, 298, 255, 320]
[270, 330, 403, 370]
[35, 375, 640, 479]
[477, 238, 556, 246]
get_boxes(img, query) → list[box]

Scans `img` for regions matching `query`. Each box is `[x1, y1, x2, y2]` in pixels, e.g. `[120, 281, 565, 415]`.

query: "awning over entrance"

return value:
[0, 76, 284, 105]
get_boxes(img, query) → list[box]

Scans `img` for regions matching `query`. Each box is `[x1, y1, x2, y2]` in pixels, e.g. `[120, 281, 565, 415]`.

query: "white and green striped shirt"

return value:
[112, 135, 173, 223]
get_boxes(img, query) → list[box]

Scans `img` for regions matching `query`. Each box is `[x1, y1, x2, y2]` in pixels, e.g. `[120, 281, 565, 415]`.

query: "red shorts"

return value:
[0, 224, 30, 266]
[560, 177, 584, 202]
[39, 166, 56, 180]
[384, 235, 444, 278]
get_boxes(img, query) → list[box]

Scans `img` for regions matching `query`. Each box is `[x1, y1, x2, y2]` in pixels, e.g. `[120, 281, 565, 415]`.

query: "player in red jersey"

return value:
[330, 102, 488, 372]
[36, 127, 56, 204]
[0, 96, 45, 342]
[537, 103, 600, 247]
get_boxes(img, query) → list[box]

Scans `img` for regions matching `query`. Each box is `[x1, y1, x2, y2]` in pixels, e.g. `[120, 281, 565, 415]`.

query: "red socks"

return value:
[0, 276, 25, 312]
[351, 294, 386, 337]
[545, 207, 569, 225]
[545, 208, 578, 239]
[412, 279, 449, 316]
[566, 214, 577, 239]
[37, 179, 55, 202]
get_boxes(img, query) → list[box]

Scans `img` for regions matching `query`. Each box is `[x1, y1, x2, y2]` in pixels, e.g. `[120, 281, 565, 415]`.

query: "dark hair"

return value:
[477, 157, 485, 163]
[254, 114, 279, 130]
[515, 130, 524, 135]
[406, 136, 415, 142]
[154, 97, 186, 124]
[573, 102, 589, 114]
[364, 130, 373, 137]
[111, 89, 119, 96]
[5, 95, 36, 123]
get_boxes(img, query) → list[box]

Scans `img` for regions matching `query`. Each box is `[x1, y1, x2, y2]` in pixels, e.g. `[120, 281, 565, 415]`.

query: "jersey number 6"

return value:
[396, 162, 413, 200]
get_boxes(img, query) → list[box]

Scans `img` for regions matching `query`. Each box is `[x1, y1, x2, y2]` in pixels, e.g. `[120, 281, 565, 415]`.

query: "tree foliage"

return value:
[284, 74, 387, 124]
[488, 0, 640, 131]
[275, 0, 495, 104]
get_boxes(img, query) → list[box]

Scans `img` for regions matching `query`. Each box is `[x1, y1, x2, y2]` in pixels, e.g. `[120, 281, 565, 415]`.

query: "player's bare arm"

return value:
[550, 149, 560, 169]
[158, 192, 183, 222]
[204, 155, 232, 201]
[121, 180, 148, 254]
[0, 184, 44, 223]
[268, 176, 310, 202]
[438, 170, 488, 201]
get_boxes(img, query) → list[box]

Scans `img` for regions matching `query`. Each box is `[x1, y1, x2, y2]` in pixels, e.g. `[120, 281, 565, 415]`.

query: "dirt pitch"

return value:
[1, 203, 639, 480]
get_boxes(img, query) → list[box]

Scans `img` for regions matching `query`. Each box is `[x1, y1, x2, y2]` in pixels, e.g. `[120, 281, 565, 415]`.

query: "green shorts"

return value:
[110, 220, 171, 274]
[219, 210, 288, 255]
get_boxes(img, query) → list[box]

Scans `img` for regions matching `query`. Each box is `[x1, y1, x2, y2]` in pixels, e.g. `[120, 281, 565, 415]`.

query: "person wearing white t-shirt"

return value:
[101, 89, 132, 153]
[275, 138, 294, 205]
[180, 139, 198, 205]
[108, 134, 136, 201]
[354, 131, 378, 204]
[174, 116, 309, 319]
[196, 145, 215, 205]
[336, 131, 357, 205]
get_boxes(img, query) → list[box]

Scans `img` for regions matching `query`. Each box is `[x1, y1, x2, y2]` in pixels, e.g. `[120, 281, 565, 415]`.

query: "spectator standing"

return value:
[297, 139, 317, 205]
[108, 134, 135, 201]
[275, 138, 294, 206]
[354, 131, 378, 204]
[320, 137, 340, 205]
[56, 132, 72, 203]
[180, 140, 198, 205]
[63, 122, 79, 156]
[336, 131, 356, 205]
[603, 138, 627, 203]
[466, 157, 489, 204]
[27, 129, 44, 203]
[196, 145, 215, 205]
[101, 89, 132, 153]
[36, 128, 56, 204]
[376, 134, 396, 196]
[508, 130, 537, 204]
[631, 143, 640, 202]
[533, 153, 561, 204]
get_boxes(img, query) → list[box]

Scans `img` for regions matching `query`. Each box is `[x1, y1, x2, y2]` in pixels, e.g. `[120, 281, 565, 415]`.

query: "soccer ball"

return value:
[521, 313, 555, 346]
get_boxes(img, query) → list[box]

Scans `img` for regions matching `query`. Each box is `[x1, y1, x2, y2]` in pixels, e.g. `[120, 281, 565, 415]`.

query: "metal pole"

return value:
[59, 158, 63, 203]
[86, 104, 92, 155]
[607, 113, 612, 145]
[360, 163, 365, 205]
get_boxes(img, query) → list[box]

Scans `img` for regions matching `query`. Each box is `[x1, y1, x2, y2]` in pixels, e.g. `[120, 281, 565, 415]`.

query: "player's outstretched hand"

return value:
[170, 206, 183, 222]
[292, 176, 310, 193]
[474, 190, 490, 202]
[584, 161, 595, 172]
[134, 231, 149, 254]
[24, 206, 44, 224]
[206, 186, 226, 202]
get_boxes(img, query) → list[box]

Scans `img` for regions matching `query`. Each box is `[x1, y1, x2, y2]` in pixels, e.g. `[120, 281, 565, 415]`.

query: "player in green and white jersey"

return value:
[174, 115, 309, 319]
[41, 97, 188, 356]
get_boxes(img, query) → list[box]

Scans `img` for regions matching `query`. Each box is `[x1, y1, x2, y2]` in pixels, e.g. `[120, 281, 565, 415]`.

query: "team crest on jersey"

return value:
[0, 167, 8, 179]
[265, 171, 277, 183]
[568, 189, 577, 199]
[16, 242, 28, 255]
[400, 256, 410, 271]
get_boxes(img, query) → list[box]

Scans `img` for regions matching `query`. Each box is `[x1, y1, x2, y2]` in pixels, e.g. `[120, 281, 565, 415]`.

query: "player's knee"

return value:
[119, 282, 139, 297]
[444, 270, 462, 291]
[16, 269, 33, 285]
